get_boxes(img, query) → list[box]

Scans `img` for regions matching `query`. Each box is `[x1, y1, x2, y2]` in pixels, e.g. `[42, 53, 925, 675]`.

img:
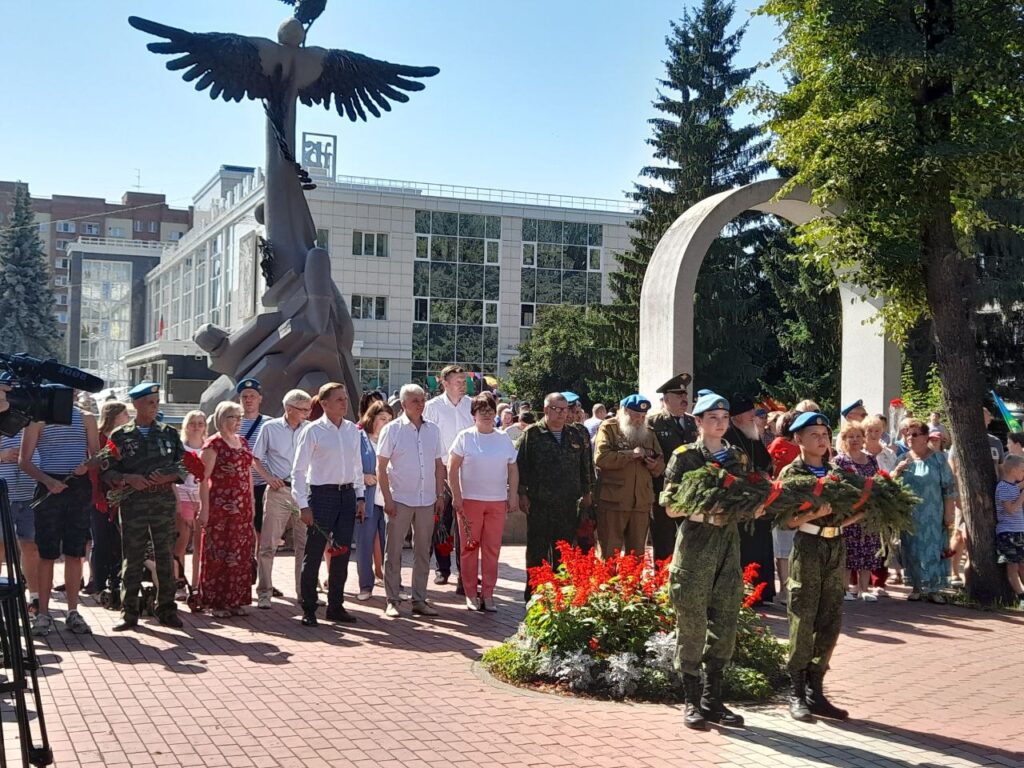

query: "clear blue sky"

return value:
[0, 1, 780, 207]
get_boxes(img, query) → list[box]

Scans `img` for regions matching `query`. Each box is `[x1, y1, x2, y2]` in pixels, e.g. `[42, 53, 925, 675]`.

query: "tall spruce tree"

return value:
[0, 183, 61, 358]
[590, 0, 771, 402]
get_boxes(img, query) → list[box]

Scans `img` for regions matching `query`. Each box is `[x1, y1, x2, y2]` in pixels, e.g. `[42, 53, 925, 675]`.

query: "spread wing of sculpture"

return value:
[128, 4, 439, 415]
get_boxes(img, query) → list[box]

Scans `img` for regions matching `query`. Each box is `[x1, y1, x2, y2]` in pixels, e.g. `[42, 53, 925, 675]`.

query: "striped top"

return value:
[712, 447, 730, 463]
[35, 407, 89, 474]
[806, 463, 829, 478]
[0, 433, 39, 502]
[241, 414, 267, 486]
[995, 480, 1024, 534]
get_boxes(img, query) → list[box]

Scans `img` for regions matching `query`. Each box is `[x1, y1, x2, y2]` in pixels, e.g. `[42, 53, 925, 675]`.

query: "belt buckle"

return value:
[823, 526, 839, 538]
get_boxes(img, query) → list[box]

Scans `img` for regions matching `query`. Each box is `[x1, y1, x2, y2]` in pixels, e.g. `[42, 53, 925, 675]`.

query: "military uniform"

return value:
[102, 386, 186, 625]
[648, 408, 697, 561]
[517, 417, 592, 598]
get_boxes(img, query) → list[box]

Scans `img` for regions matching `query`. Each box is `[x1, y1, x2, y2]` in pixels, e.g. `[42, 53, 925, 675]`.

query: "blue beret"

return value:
[561, 391, 580, 405]
[791, 411, 831, 432]
[620, 394, 651, 413]
[696, 389, 714, 398]
[840, 399, 864, 417]
[693, 393, 729, 416]
[128, 382, 160, 400]
[236, 378, 261, 394]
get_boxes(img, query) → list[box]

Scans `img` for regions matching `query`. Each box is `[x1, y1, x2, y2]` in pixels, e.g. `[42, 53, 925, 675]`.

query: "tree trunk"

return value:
[922, 212, 1007, 604]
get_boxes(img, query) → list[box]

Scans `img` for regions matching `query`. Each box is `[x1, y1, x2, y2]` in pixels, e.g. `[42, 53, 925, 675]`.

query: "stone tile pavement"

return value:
[8, 546, 1023, 767]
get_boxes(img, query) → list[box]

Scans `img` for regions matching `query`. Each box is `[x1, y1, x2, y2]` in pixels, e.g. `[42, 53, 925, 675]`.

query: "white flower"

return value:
[601, 652, 641, 698]
[644, 631, 676, 674]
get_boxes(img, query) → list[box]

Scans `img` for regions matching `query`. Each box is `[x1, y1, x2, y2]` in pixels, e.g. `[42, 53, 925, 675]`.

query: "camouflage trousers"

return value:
[670, 520, 742, 676]
[787, 532, 845, 674]
[119, 493, 178, 620]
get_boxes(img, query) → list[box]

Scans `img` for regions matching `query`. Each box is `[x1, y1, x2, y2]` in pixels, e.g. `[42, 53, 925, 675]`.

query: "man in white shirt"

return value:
[423, 364, 473, 591]
[291, 382, 365, 627]
[583, 403, 607, 442]
[253, 389, 313, 609]
[377, 384, 447, 618]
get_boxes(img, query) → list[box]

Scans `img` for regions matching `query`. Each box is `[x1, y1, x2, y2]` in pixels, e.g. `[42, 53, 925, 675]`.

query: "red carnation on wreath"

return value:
[182, 450, 206, 480]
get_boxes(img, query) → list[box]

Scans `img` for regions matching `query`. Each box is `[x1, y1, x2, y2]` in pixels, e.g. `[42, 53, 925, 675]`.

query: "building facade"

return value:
[129, 166, 635, 401]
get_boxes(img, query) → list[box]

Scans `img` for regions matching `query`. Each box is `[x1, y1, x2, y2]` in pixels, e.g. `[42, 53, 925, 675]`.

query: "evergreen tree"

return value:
[591, 0, 770, 401]
[0, 183, 61, 359]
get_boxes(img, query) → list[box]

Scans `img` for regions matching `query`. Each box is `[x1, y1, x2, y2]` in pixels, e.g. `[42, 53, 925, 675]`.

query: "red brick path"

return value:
[16, 547, 1024, 767]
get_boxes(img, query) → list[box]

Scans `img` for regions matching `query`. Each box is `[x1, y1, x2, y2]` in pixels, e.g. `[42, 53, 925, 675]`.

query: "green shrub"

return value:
[722, 665, 774, 701]
[480, 642, 540, 684]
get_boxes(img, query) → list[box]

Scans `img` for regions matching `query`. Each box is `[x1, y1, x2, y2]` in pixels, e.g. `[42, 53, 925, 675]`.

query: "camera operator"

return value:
[19, 391, 99, 636]
[0, 375, 41, 607]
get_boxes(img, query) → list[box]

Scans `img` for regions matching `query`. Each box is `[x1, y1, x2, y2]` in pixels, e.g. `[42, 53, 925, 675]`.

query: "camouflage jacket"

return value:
[659, 439, 750, 510]
[516, 418, 592, 504]
[102, 420, 187, 488]
[646, 410, 698, 458]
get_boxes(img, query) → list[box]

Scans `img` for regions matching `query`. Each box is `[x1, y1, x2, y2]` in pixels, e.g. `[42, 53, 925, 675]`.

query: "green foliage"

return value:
[479, 643, 539, 684]
[723, 666, 774, 701]
[900, 359, 946, 418]
[0, 183, 61, 359]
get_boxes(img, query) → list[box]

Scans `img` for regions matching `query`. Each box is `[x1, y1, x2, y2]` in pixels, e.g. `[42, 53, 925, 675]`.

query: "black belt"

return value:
[312, 483, 353, 491]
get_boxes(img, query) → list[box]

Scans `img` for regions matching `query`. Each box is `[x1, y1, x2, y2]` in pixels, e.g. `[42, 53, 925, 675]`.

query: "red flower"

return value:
[328, 544, 350, 556]
[889, 398, 904, 408]
[742, 581, 767, 608]
[742, 562, 761, 585]
[103, 439, 121, 459]
[182, 450, 205, 479]
[877, 469, 891, 480]
[588, 637, 599, 651]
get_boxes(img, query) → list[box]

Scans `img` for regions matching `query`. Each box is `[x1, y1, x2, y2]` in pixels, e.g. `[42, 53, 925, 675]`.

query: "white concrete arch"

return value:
[638, 177, 900, 413]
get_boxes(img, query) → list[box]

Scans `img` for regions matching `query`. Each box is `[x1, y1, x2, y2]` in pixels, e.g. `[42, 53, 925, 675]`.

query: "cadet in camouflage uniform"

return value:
[517, 392, 593, 601]
[102, 382, 186, 631]
[647, 373, 698, 561]
[777, 411, 848, 722]
[660, 393, 749, 730]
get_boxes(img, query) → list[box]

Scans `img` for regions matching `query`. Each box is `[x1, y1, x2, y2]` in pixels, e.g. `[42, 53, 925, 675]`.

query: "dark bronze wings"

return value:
[128, 16, 277, 102]
[297, 49, 440, 121]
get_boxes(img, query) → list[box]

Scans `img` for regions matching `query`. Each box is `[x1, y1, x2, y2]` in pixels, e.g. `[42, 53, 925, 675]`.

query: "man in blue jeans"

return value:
[291, 382, 365, 627]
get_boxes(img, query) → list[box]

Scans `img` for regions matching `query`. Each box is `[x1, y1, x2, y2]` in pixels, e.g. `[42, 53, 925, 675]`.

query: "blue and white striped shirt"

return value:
[995, 480, 1024, 534]
[806, 463, 829, 478]
[241, 415, 267, 486]
[0, 433, 38, 502]
[35, 407, 89, 474]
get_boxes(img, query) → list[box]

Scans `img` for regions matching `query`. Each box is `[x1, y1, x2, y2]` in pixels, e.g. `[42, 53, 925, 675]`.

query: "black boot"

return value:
[789, 670, 813, 722]
[700, 665, 744, 727]
[682, 673, 707, 730]
[806, 667, 848, 720]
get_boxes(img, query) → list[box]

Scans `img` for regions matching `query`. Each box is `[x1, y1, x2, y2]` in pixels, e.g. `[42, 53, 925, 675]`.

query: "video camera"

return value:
[0, 353, 104, 437]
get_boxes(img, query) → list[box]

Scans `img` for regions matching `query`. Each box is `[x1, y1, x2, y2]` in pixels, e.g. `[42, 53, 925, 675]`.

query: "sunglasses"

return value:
[908, 431, 928, 438]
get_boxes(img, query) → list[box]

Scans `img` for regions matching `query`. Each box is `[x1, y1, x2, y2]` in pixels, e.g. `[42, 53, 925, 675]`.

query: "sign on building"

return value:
[301, 132, 337, 180]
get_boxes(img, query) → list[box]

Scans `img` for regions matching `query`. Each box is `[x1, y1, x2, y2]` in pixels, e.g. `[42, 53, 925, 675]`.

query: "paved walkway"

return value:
[11, 547, 1024, 767]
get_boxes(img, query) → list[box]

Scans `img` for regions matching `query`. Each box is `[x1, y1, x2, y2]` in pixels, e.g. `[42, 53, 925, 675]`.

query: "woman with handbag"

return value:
[197, 401, 256, 618]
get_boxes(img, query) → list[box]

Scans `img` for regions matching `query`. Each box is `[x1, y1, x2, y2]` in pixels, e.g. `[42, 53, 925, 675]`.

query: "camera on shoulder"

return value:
[0, 353, 104, 436]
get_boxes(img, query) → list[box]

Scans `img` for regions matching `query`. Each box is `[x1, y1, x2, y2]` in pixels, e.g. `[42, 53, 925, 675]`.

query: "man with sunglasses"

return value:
[647, 373, 698, 562]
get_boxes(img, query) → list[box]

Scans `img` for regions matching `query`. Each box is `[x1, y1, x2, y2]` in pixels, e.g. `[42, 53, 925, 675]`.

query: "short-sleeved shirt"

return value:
[240, 414, 268, 486]
[377, 414, 445, 507]
[423, 394, 473, 463]
[0, 433, 38, 502]
[995, 480, 1024, 534]
[450, 427, 517, 502]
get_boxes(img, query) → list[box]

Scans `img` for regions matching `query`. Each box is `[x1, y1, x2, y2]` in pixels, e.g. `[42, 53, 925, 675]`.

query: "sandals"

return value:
[230, 606, 249, 616]
[211, 609, 232, 618]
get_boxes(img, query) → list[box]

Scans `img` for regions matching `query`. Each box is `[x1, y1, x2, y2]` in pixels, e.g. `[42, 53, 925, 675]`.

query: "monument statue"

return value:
[128, 5, 439, 415]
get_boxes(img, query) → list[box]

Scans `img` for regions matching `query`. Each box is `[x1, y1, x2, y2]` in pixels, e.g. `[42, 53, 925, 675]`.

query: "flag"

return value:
[991, 390, 1022, 432]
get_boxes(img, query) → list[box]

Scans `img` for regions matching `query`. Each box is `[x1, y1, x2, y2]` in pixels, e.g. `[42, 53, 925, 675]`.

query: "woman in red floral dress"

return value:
[197, 401, 255, 617]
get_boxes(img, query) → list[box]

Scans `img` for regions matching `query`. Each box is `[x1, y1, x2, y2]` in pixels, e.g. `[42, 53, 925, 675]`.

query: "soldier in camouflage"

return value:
[647, 373, 698, 561]
[660, 392, 752, 730]
[102, 382, 186, 631]
[516, 393, 593, 601]
[777, 411, 849, 722]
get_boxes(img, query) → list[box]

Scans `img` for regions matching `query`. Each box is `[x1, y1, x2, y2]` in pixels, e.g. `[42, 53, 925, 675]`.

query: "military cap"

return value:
[656, 373, 692, 394]
[620, 394, 651, 413]
[236, 378, 261, 394]
[790, 411, 831, 432]
[693, 393, 729, 416]
[840, 398, 864, 418]
[731, 392, 755, 416]
[561, 391, 581, 405]
[696, 388, 714, 398]
[128, 381, 160, 400]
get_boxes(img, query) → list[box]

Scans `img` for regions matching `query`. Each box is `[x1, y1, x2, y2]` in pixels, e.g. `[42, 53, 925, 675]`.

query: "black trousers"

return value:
[649, 503, 681, 563]
[299, 485, 356, 614]
[89, 505, 122, 592]
[253, 483, 267, 533]
[739, 516, 777, 603]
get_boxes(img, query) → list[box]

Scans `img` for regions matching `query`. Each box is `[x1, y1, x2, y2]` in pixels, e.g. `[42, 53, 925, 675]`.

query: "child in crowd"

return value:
[994, 454, 1024, 609]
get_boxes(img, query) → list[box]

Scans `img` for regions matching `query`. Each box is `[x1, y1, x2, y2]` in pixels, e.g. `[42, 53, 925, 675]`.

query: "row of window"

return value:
[351, 294, 387, 320]
[52, 220, 161, 235]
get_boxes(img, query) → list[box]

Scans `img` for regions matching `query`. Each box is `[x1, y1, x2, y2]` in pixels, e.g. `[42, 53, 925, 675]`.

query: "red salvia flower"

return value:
[588, 637, 599, 652]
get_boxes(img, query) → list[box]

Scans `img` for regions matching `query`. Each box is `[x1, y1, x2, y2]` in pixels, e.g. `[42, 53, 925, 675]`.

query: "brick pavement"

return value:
[10, 546, 1024, 768]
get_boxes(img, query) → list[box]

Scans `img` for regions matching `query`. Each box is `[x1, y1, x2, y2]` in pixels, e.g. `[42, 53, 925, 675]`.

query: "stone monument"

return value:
[128, 5, 438, 415]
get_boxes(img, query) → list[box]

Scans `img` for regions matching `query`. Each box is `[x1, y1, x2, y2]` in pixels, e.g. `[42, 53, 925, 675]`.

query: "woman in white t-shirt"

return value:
[449, 392, 519, 612]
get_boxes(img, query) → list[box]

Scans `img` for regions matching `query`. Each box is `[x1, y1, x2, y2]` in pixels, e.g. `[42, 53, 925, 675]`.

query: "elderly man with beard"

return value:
[724, 392, 776, 603]
[594, 395, 665, 558]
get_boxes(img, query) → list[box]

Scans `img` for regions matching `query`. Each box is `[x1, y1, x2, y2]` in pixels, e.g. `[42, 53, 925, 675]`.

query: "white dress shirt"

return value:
[252, 416, 306, 481]
[423, 392, 473, 462]
[291, 415, 364, 509]
[377, 414, 445, 507]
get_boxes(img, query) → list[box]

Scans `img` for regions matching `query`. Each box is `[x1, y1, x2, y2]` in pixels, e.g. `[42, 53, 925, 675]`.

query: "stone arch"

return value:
[638, 177, 900, 413]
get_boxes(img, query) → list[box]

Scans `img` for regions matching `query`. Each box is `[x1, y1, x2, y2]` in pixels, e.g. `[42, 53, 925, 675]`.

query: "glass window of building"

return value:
[352, 230, 389, 257]
[83, 222, 99, 235]
[355, 358, 390, 394]
[412, 210, 502, 386]
[316, 228, 329, 250]
[80, 259, 133, 389]
[520, 218, 603, 309]
[351, 294, 387, 320]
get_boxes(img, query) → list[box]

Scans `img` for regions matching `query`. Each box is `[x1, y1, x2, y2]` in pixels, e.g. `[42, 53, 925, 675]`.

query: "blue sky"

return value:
[0, 1, 781, 206]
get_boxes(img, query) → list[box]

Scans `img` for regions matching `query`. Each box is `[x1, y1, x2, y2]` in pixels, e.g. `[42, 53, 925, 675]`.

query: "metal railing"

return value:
[71, 237, 174, 251]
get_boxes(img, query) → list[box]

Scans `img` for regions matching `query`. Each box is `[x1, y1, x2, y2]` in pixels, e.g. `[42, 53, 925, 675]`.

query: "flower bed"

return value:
[481, 542, 788, 702]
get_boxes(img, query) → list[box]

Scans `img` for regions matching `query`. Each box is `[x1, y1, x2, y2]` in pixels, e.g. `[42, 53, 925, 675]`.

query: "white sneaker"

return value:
[384, 601, 401, 618]
[481, 597, 497, 612]
[465, 597, 479, 611]
[357, 590, 372, 601]
[844, 591, 858, 602]
[257, 595, 272, 609]
[860, 592, 878, 602]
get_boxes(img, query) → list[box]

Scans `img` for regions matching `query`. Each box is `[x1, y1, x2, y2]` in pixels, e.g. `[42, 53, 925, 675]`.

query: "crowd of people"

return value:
[0, 365, 1021, 727]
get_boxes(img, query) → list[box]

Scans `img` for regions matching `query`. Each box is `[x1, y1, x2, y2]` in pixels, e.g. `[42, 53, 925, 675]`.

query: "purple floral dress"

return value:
[835, 452, 883, 570]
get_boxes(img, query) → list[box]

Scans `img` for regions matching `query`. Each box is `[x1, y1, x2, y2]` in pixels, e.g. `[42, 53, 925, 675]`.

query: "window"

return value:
[56, 239, 70, 251]
[355, 358, 390, 393]
[54, 276, 69, 287]
[134, 220, 143, 232]
[149, 221, 158, 233]
[38, 223, 48, 234]
[351, 294, 387, 320]
[169, 230, 184, 241]
[55, 257, 69, 270]
[55, 311, 68, 324]
[484, 301, 499, 326]
[316, 228, 329, 250]
[414, 297, 429, 322]
[57, 221, 76, 234]
[108, 226, 126, 238]
[520, 218, 604, 308]
[520, 303, 535, 327]
[56, 293, 69, 306]
[83, 222, 100, 235]
[351, 230, 389, 257]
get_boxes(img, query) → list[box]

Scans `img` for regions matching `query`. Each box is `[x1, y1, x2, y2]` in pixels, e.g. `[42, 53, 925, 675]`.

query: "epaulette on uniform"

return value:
[673, 445, 689, 455]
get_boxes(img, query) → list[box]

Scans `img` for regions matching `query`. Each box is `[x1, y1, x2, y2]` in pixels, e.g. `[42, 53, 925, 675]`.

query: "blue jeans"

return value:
[300, 485, 356, 613]
[355, 504, 385, 591]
